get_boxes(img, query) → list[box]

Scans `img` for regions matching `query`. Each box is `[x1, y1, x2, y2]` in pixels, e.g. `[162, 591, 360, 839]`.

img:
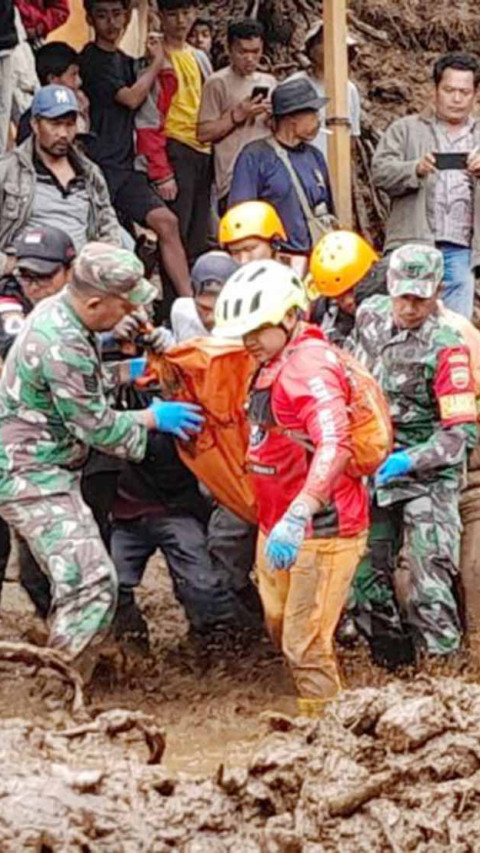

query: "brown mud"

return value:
[3, 4, 480, 846]
[2, 556, 480, 850]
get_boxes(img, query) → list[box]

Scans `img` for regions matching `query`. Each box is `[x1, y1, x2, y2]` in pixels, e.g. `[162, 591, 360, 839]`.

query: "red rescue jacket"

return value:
[247, 324, 369, 537]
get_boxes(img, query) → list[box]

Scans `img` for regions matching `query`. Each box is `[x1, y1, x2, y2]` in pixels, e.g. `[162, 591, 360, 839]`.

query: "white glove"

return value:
[112, 308, 149, 342]
[142, 326, 175, 353]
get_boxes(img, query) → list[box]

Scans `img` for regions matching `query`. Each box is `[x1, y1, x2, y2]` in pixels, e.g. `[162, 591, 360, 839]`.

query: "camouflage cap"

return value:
[387, 244, 444, 299]
[72, 242, 157, 306]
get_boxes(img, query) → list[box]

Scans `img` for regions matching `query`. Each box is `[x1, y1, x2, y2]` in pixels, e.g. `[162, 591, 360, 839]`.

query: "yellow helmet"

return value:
[218, 201, 287, 246]
[213, 260, 309, 338]
[308, 231, 379, 298]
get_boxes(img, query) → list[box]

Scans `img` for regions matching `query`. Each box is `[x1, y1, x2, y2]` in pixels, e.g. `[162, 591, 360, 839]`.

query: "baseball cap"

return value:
[272, 77, 327, 117]
[191, 251, 239, 294]
[304, 19, 358, 51]
[14, 226, 76, 275]
[31, 84, 79, 119]
[387, 244, 444, 299]
[72, 242, 158, 306]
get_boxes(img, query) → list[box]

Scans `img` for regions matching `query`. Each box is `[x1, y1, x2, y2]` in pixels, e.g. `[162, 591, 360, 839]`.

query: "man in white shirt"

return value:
[288, 19, 361, 163]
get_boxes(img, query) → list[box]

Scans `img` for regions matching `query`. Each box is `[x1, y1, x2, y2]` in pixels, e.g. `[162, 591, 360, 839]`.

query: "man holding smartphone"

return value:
[197, 19, 275, 216]
[373, 52, 480, 319]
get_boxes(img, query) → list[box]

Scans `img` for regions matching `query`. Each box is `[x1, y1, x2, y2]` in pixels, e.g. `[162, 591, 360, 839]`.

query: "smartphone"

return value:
[251, 85, 269, 100]
[434, 152, 469, 170]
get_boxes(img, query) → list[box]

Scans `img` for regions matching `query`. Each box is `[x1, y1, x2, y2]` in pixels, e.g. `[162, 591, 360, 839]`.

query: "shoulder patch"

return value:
[434, 347, 477, 425]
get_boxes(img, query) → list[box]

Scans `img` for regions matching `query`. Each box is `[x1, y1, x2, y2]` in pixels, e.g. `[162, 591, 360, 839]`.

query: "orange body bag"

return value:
[141, 338, 258, 524]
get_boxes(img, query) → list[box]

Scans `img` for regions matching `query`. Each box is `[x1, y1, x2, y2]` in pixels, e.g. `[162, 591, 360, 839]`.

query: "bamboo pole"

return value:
[323, 0, 353, 227]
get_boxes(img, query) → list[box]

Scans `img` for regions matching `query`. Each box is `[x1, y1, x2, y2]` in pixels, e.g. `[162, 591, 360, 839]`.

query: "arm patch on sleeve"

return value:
[434, 347, 477, 425]
[83, 373, 99, 394]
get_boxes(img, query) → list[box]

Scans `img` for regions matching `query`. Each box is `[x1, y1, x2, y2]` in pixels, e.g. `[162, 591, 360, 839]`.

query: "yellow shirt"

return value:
[165, 48, 211, 154]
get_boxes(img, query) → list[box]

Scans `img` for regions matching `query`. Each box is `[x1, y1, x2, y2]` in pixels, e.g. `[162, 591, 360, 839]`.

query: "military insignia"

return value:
[449, 352, 469, 365]
[439, 393, 477, 421]
[83, 374, 99, 394]
[3, 313, 25, 337]
[450, 366, 471, 390]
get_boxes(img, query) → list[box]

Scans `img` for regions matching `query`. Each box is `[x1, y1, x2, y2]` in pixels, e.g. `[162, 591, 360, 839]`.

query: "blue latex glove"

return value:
[148, 399, 205, 440]
[375, 450, 413, 487]
[264, 510, 308, 571]
[129, 357, 147, 381]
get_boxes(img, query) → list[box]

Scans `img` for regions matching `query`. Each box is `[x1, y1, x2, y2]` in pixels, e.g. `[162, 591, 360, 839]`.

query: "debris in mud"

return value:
[3, 674, 480, 849]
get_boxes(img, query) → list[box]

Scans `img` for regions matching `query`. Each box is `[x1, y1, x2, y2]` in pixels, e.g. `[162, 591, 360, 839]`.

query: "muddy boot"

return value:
[74, 636, 127, 685]
[336, 612, 359, 648]
[370, 627, 415, 671]
[113, 600, 150, 657]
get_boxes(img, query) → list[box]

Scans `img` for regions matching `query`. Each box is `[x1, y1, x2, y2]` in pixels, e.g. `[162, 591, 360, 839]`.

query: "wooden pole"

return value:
[323, 0, 353, 228]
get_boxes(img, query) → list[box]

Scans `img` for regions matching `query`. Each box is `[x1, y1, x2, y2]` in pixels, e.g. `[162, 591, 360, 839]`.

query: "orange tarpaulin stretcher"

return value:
[143, 338, 258, 525]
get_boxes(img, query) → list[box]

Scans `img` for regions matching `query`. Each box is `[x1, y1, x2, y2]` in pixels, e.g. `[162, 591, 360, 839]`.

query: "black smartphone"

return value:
[251, 85, 269, 100]
[434, 152, 469, 170]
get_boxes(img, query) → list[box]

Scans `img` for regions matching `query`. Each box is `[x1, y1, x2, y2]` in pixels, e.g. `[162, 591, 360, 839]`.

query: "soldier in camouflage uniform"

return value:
[351, 244, 478, 666]
[0, 242, 203, 660]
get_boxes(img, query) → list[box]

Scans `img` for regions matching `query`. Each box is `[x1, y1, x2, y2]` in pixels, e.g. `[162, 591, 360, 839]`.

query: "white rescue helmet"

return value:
[213, 260, 309, 338]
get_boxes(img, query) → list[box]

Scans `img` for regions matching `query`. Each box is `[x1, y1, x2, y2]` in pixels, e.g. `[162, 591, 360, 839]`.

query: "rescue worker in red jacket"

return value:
[213, 260, 369, 715]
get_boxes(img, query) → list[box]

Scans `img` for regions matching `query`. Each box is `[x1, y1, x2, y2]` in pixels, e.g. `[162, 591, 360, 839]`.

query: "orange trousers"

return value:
[257, 532, 367, 706]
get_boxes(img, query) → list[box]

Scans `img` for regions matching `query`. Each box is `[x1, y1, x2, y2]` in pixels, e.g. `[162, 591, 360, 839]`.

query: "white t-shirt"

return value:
[171, 297, 209, 343]
[287, 70, 361, 163]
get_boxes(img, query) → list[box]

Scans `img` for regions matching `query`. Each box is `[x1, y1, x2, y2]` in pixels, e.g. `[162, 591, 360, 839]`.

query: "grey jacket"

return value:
[372, 111, 480, 270]
[0, 137, 122, 276]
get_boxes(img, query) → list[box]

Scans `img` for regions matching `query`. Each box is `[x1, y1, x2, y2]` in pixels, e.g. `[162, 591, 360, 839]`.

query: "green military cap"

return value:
[72, 242, 157, 306]
[387, 244, 444, 299]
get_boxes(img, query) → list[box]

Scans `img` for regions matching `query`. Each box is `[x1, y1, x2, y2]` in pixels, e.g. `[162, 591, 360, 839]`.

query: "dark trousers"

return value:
[111, 511, 250, 635]
[208, 505, 262, 622]
[166, 139, 212, 263]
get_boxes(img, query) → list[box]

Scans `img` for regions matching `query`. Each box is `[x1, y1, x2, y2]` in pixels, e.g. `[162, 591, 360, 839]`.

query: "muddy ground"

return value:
[4, 6, 480, 845]
[2, 556, 480, 850]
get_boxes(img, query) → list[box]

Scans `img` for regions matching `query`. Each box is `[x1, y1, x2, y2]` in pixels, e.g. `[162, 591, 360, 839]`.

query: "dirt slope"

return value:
[204, 0, 480, 241]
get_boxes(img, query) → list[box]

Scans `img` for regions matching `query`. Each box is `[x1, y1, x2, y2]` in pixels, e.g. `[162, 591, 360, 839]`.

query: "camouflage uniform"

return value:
[0, 244, 156, 658]
[351, 245, 478, 663]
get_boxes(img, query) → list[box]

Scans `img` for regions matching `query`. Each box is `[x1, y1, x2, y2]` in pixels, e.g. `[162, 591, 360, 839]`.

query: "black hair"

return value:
[433, 52, 480, 88]
[190, 16, 213, 33]
[227, 19, 264, 47]
[35, 42, 79, 85]
[84, 0, 129, 12]
[194, 279, 224, 297]
[84, 0, 129, 13]
[157, 0, 197, 12]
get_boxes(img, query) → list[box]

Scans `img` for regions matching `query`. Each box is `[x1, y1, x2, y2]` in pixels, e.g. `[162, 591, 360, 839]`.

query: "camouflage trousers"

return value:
[352, 485, 462, 665]
[0, 482, 117, 659]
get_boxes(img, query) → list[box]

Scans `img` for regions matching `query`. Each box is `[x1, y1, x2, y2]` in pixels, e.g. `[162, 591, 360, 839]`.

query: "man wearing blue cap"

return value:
[0, 84, 121, 279]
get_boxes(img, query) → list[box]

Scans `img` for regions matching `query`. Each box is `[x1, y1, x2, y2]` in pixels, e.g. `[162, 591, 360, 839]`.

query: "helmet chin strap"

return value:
[278, 309, 300, 341]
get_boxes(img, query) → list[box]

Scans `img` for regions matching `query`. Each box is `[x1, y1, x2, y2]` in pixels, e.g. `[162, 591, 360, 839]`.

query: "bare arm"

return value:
[197, 95, 268, 144]
[115, 45, 166, 111]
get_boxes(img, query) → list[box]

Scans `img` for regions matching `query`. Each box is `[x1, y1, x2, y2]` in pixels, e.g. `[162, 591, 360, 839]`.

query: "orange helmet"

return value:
[308, 231, 379, 298]
[218, 201, 287, 246]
